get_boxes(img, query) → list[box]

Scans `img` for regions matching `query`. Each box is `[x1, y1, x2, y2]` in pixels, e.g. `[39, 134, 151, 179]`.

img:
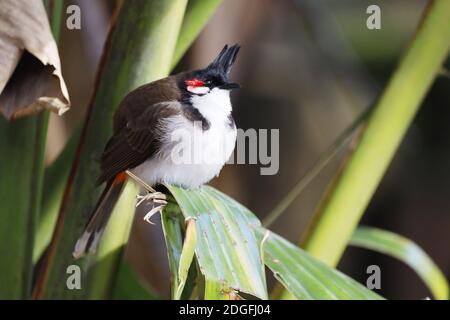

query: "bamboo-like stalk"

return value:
[33, 0, 188, 299]
[262, 107, 371, 228]
[171, 0, 223, 68]
[302, 0, 450, 266]
[0, 0, 62, 299]
[88, 180, 140, 299]
[34, 130, 80, 264]
[0, 118, 39, 299]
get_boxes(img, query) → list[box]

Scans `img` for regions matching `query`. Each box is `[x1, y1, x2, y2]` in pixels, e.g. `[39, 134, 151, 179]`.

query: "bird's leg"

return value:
[125, 170, 167, 224]
[125, 170, 155, 193]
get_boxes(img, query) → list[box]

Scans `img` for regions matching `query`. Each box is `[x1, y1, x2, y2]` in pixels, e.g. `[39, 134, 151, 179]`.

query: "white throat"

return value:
[131, 87, 237, 188]
[189, 88, 232, 123]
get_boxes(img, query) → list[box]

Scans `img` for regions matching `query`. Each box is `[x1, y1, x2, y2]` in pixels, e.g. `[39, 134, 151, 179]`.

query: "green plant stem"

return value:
[89, 180, 139, 299]
[34, 129, 80, 264]
[171, 0, 223, 68]
[0, 0, 62, 299]
[302, 0, 450, 267]
[113, 261, 159, 299]
[46, 0, 63, 39]
[33, 0, 188, 299]
[262, 107, 371, 228]
[0, 118, 39, 299]
[350, 227, 449, 300]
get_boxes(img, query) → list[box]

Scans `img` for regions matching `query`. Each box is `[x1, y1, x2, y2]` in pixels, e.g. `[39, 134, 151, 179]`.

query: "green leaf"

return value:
[161, 202, 198, 299]
[0, 117, 42, 299]
[164, 185, 384, 300]
[0, 0, 63, 299]
[175, 217, 197, 299]
[255, 228, 383, 300]
[172, 0, 223, 68]
[161, 202, 185, 298]
[165, 185, 268, 300]
[34, 129, 80, 264]
[350, 227, 449, 300]
[113, 262, 159, 300]
[89, 180, 140, 299]
[204, 280, 240, 300]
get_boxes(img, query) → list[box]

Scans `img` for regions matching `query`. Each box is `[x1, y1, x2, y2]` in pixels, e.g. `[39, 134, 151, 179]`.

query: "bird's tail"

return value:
[73, 172, 127, 259]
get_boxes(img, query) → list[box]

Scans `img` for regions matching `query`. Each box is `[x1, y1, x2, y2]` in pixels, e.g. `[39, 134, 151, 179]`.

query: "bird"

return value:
[73, 44, 240, 259]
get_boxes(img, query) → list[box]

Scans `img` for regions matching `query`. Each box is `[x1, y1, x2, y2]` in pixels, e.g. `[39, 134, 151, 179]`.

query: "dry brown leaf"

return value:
[0, 0, 70, 120]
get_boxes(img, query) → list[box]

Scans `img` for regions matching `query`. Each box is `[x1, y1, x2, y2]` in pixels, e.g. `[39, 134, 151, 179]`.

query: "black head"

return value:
[180, 44, 241, 95]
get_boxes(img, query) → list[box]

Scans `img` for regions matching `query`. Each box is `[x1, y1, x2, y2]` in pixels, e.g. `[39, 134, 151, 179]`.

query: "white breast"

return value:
[131, 88, 236, 188]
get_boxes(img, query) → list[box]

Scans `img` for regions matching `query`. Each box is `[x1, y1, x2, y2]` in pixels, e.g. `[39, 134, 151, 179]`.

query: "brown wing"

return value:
[98, 102, 181, 184]
[112, 75, 182, 133]
[97, 76, 182, 184]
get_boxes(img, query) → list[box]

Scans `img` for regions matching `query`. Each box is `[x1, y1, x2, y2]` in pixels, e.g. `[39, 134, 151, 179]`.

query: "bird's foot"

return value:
[142, 203, 167, 224]
[136, 191, 167, 207]
[125, 170, 167, 224]
[136, 191, 167, 224]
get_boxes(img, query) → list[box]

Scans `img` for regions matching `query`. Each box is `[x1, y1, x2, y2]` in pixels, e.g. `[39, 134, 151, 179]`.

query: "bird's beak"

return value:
[219, 82, 241, 90]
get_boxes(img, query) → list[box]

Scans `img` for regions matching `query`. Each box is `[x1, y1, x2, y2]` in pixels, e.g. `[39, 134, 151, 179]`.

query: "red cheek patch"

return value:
[185, 79, 205, 87]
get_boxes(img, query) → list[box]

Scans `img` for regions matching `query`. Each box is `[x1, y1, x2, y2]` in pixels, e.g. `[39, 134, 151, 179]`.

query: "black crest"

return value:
[207, 44, 240, 77]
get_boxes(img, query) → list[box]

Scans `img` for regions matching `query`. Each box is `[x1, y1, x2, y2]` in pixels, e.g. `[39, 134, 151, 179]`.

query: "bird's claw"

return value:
[142, 204, 165, 224]
[136, 191, 166, 206]
[136, 191, 167, 224]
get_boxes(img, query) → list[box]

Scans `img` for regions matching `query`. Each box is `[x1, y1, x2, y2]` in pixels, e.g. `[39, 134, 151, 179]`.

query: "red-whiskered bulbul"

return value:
[73, 44, 240, 258]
